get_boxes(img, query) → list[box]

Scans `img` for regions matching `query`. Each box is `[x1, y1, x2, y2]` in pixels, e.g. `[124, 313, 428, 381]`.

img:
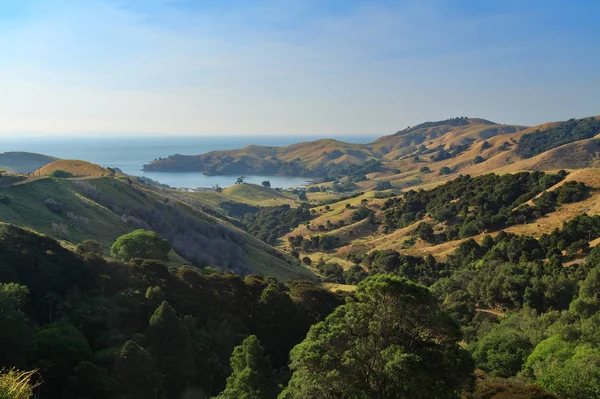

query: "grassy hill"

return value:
[143, 116, 600, 196]
[222, 183, 295, 204]
[279, 168, 600, 276]
[35, 159, 118, 177]
[0, 174, 314, 281]
[0, 152, 57, 173]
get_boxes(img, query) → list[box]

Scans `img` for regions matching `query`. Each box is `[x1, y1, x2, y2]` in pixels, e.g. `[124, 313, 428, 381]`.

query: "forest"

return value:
[3, 205, 600, 397]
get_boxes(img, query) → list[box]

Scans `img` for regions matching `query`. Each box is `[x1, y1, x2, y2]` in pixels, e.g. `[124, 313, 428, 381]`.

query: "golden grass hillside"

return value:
[362, 115, 600, 192]
[283, 167, 600, 265]
[35, 160, 116, 177]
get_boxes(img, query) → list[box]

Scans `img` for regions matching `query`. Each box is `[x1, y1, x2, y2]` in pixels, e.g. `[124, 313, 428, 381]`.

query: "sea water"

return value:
[1, 134, 378, 189]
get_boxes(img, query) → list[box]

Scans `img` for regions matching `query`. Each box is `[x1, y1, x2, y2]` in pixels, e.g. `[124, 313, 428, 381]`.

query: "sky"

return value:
[0, 0, 599, 136]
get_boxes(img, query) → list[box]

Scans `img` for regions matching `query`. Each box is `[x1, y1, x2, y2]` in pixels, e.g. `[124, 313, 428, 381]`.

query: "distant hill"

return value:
[144, 115, 600, 193]
[142, 117, 528, 180]
[35, 159, 118, 177]
[0, 152, 57, 173]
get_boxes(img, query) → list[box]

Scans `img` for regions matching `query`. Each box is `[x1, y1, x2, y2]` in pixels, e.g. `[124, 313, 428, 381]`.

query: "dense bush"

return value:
[51, 170, 73, 178]
[516, 117, 600, 158]
[241, 204, 312, 245]
[110, 229, 171, 261]
[382, 172, 582, 242]
[351, 206, 374, 222]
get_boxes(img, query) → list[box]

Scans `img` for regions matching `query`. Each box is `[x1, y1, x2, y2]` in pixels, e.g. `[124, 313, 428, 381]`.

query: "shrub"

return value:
[51, 223, 69, 239]
[419, 166, 431, 173]
[0, 196, 11, 205]
[110, 230, 171, 262]
[439, 166, 452, 175]
[76, 240, 103, 256]
[351, 206, 374, 222]
[0, 368, 41, 399]
[51, 170, 73, 178]
[474, 156, 485, 164]
[44, 198, 63, 214]
[374, 181, 392, 191]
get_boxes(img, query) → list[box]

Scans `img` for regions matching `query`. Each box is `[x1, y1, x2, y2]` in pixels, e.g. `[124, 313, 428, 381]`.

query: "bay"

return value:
[1, 134, 378, 189]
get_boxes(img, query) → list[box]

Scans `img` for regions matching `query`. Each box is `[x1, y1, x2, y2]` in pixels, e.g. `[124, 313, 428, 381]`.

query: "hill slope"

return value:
[143, 116, 600, 194]
[0, 152, 57, 173]
[35, 159, 117, 177]
[0, 174, 314, 281]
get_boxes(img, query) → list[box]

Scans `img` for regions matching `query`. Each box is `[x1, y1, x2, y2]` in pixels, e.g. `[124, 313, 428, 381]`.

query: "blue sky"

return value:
[0, 0, 599, 135]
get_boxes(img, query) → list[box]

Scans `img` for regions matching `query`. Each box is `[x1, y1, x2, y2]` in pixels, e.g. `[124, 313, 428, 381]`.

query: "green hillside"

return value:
[0, 176, 314, 281]
[222, 183, 294, 204]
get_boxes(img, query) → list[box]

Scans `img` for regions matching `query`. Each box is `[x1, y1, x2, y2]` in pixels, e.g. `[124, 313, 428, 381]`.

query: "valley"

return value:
[2, 114, 600, 399]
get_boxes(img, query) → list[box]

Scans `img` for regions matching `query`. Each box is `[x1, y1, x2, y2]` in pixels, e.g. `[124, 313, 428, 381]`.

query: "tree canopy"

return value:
[281, 275, 474, 399]
[214, 335, 278, 399]
[110, 229, 171, 262]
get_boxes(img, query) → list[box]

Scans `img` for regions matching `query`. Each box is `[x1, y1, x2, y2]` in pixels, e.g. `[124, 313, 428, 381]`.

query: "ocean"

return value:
[1, 134, 379, 189]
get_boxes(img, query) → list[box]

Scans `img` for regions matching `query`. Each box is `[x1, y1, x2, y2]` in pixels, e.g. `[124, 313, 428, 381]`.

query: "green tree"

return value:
[76, 240, 103, 256]
[51, 170, 73, 178]
[33, 323, 93, 397]
[254, 284, 300, 369]
[261, 181, 271, 188]
[415, 222, 435, 243]
[145, 286, 164, 318]
[280, 275, 474, 399]
[113, 340, 162, 399]
[214, 335, 278, 399]
[469, 326, 532, 377]
[110, 230, 171, 262]
[0, 283, 32, 368]
[145, 301, 194, 397]
[439, 166, 452, 175]
[524, 336, 600, 399]
[63, 361, 117, 399]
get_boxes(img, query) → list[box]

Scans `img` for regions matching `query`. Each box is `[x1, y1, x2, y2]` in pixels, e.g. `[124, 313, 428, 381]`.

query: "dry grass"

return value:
[321, 282, 357, 293]
[506, 169, 600, 237]
[0, 368, 40, 399]
[35, 160, 112, 177]
[221, 183, 296, 206]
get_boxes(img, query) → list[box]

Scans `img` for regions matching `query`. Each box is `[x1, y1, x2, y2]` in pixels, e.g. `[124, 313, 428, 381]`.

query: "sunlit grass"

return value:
[0, 369, 40, 399]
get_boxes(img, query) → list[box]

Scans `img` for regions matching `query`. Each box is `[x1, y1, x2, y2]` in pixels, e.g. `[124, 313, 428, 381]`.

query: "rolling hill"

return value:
[143, 116, 600, 194]
[0, 172, 314, 281]
[0, 152, 57, 173]
[35, 159, 118, 177]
